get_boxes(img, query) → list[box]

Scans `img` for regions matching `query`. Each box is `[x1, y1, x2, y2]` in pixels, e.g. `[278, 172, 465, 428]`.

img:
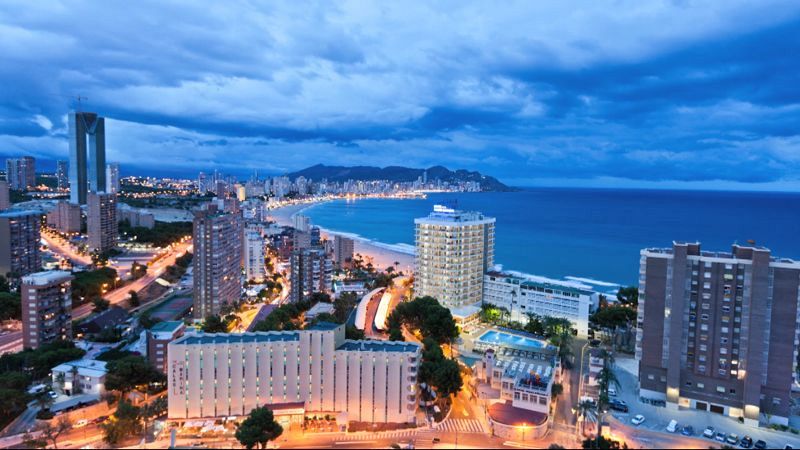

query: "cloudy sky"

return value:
[1, 1, 800, 189]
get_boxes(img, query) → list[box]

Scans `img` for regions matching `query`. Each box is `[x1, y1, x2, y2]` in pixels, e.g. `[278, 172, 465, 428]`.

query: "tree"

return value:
[551, 382, 563, 398]
[616, 286, 638, 307]
[21, 431, 47, 449]
[202, 315, 228, 333]
[590, 306, 636, 330]
[549, 445, 566, 450]
[333, 292, 358, 323]
[39, 416, 72, 449]
[0, 275, 9, 292]
[105, 355, 165, 394]
[582, 435, 626, 449]
[0, 291, 21, 321]
[235, 406, 284, 450]
[524, 313, 545, 335]
[576, 400, 597, 436]
[128, 290, 140, 307]
[345, 325, 365, 340]
[102, 400, 142, 445]
[432, 359, 462, 397]
[92, 297, 111, 313]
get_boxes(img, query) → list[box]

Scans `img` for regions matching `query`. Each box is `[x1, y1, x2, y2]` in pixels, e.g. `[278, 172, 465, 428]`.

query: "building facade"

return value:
[147, 321, 186, 374]
[118, 205, 155, 229]
[637, 242, 800, 426]
[68, 111, 106, 204]
[289, 247, 332, 303]
[333, 235, 354, 269]
[483, 272, 599, 337]
[106, 163, 120, 193]
[87, 192, 117, 252]
[0, 181, 8, 211]
[192, 202, 242, 319]
[244, 228, 266, 282]
[56, 160, 69, 190]
[167, 323, 421, 423]
[0, 211, 41, 278]
[414, 205, 495, 307]
[21, 271, 73, 349]
[5, 157, 36, 190]
[46, 201, 82, 234]
[51, 359, 107, 397]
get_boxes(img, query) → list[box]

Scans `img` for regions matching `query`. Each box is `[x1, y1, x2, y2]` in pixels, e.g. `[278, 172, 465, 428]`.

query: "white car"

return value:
[703, 426, 715, 438]
[608, 386, 617, 396]
[74, 419, 89, 428]
[630, 414, 645, 426]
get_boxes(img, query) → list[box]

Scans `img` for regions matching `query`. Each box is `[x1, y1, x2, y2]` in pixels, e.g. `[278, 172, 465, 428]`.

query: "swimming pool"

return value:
[477, 330, 547, 350]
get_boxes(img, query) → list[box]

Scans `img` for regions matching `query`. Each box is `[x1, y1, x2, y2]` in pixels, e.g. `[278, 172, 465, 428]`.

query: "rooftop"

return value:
[307, 320, 340, 331]
[415, 205, 495, 225]
[488, 401, 548, 427]
[0, 209, 38, 218]
[486, 271, 595, 296]
[338, 339, 420, 353]
[176, 332, 300, 345]
[21, 270, 73, 286]
[150, 321, 184, 333]
[52, 359, 108, 378]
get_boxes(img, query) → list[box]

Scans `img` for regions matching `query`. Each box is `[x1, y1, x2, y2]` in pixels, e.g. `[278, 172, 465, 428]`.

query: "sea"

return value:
[301, 188, 800, 287]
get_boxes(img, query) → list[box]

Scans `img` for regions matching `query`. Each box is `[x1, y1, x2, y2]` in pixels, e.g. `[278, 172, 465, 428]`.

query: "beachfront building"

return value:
[482, 272, 599, 337]
[21, 271, 73, 349]
[0, 210, 41, 278]
[333, 235, 354, 269]
[0, 181, 9, 211]
[244, 228, 266, 282]
[167, 322, 421, 424]
[289, 246, 332, 302]
[414, 205, 495, 307]
[637, 242, 800, 426]
[192, 201, 243, 319]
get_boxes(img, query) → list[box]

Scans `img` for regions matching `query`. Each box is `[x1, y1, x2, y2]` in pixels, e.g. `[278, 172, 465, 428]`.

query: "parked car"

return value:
[739, 436, 753, 448]
[754, 440, 767, 449]
[681, 425, 694, 436]
[609, 399, 628, 412]
[91, 416, 108, 425]
[608, 385, 617, 396]
[727, 434, 740, 445]
[47, 391, 58, 399]
[666, 420, 679, 433]
[703, 426, 716, 439]
[716, 432, 727, 442]
[630, 414, 645, 426]
[74, 419, 88, 428]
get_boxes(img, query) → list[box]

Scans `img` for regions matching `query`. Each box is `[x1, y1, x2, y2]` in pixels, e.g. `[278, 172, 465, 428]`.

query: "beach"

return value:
[268, 202, 415, 273]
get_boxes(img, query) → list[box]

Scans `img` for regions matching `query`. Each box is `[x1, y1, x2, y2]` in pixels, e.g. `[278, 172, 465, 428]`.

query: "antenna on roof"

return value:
[71, 95, 88, 112]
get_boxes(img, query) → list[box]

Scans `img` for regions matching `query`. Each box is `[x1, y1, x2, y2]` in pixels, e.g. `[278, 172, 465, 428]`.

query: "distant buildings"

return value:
[0, 181, 9, 211]
[56, 160, 69, 190]
[333, 236, 354, 269]
[244, 228, 266, 282]
[106, 162, 120, 193]
[21, 270, 73, 349]
[637, 242, 800, 426]
[289, 246, 332, 303]
[0, 210, 41, 278]
[5, 157, 36, 190]
[68, 111, 106, 205]
[293, 214, 310, 232]
[46, 200, 81, 234]
[414, 205, 495, 307]
[192, 201, 242, 319]
[483, 272, 599, 337]
[87, 191, 117, 252]
[147, 321, 185, 373]
[118, 204, 155, 229]
[167, 322, 421, 423]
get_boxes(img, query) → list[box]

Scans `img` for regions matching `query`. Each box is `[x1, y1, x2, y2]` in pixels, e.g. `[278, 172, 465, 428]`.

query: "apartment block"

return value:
[289, 246, 332, 303]
[0, 181, 8, 211]
[244, 228, 266, 282]
[46, 200, 82, 234]
[21, 270, 73, 349]
[87, 192, 117, 252]
[147, 321, 185, 373]
[333, 235, 354, 269]
[0, 210, 41, 278]
[5, 157, 35, 190]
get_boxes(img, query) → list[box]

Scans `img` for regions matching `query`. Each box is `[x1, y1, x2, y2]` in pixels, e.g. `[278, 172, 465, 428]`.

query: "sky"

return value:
[1, 1, 800, 189]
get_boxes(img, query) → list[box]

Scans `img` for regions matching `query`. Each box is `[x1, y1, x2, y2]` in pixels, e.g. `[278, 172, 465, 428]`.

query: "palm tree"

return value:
[575, 400, 597, 436]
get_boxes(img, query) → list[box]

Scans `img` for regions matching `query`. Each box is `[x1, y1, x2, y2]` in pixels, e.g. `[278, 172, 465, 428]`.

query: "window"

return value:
[699, 344, 707, 351]
[721, 327, 729, 333]
[698, 365, 706, 372]
[729, 388, 736, 394]
[697, 383, 705, 389]
[717, 386, 726, 393]
[648, 374, 655, 380]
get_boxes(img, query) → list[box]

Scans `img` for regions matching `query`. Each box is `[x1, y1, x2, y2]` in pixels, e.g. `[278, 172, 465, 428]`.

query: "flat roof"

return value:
[22, 270, 72, 286]
[150, 321, 184, 333]
[450, 303, 482, 319]
[338, 340, 420, 353]
[307, 321, 340, 331]
[0, 210, 38, 218]
[175, 332, 300, 345]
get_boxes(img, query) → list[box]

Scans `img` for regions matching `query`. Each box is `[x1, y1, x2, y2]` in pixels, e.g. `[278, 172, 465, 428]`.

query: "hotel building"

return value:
[167, 322, 421, 424]
[483, 272, 599, 337]
[21, 270, 73, 349]
[637, 242, 800, 426]
[414, 205, 495, 307]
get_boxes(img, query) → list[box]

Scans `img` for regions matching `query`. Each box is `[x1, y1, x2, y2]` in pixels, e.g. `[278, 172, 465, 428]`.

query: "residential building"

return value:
[289, 246, 332, 303]
[0, 181, 8, 211]
[0, 210, 41, 277]
[482, 272, 599, 337]
[192, 201, 243, 319]
[46, 200, 81, 234]
[637, 242, 800, 426]
[333, 235, 354, 269]
[167, 322, 421, 423]
[106, 162, 120, 193]
[5, 157, 36, 190]
[68, 111, 106, 204]
[21, 270, 73, 349]
[294, 230, 311, 250]
[414, 205, 495, 307]
[305, 301, 335, 321]
[56, 160, 69, 190]
[332, 279, 367, 299]
[244, 228, 266, 282]
[87, 191, 117, 252]
[51, 359, 107, 397]
[147, 321, 185, 373]
[293, 214, 310, 232]
[118, 205, 155, 229]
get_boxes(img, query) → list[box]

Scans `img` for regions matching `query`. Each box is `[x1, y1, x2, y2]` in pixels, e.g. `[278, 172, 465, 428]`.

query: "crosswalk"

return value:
[342, 429, 417, 441]
[435, 418, 485, 434]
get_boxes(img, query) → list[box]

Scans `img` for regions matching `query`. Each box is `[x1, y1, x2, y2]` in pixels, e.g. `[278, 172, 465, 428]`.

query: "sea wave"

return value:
[493, 264, 598, 291]
[564, 276, 621, 288]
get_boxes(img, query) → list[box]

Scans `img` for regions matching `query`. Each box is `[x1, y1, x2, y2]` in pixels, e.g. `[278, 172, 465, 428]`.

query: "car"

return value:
[91, 416, 108, 425]
[740, 436, 753, 448]
[703, 426, 716, 438]
[754, 441, 767, 450]
[716, 432, 727, 442]
[727, 434, 740, 445]
[609, 400, 628, 412]
[666, 420, 679, 433]
[630, 414, 645, 426]
[608, 386, 617, 396]
[47, 391, 58, 399]
[74, 419, 88, 428]
[681, 425, 694, 436]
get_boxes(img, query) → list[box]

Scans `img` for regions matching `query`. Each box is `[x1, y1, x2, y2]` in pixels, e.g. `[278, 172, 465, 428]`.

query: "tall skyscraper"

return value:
[244, 228, 266, 282]
[87, 192, 117, 252]
[0, 181, 9, 211]
[637, 242, 800, 426]
[21, 271, 73, 349]
[289, 246, 332, 303]
[333, 235, 354, 269]
[414, 205, 495, 307]
[0, 210, 41, 278]
[56, 160, 69, 190]
[106, 163, 120, 193]
[5, 157, 36, 190]
[192, 201, 242, 319]
[69, 111, 106, 204]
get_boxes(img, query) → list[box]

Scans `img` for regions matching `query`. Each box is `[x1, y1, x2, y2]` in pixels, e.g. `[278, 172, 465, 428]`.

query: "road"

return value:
[41, 231, 92, 266]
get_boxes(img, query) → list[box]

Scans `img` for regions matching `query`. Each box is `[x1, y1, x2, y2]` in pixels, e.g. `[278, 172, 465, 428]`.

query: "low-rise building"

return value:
[332, 280, 368, 299]
[52, 359, 108, 397]
[75, 306, 130, 337]
[147, 321, 186, 374]
[305, 302, 335, 321]
[46, 201, 81, 234]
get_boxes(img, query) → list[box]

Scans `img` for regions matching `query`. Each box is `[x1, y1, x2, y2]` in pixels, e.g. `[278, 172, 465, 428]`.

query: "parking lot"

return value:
[610, 355, 800, 449]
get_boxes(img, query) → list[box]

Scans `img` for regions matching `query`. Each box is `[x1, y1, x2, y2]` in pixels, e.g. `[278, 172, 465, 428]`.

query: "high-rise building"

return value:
[21, 271, 73, 349]
[293, 214, 310, 232]
[167, 322, 421, 423]
[0, 210, 41, 278]
[414, 205, 495, 307]
[333, 235, 354, 269]
[637, 242, 800, 426]
[244, 228, 266, 282]
[56, 160, 69, 190]
[192, 201, 242, 319]
[289, 247, 332, 303]
[46, 200, 82, 234]
[106, 163, 120, 193]
[5, 157, 36, 190]
[0, 181, 9, 211]
[69, 111, 106, 204]
[310, 226, 321, 246]
[87, 192, 117, 252]
[146, 321, 185, 374]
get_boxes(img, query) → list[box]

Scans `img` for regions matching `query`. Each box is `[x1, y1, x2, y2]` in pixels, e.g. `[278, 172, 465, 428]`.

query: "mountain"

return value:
[286, 164, 513, 191]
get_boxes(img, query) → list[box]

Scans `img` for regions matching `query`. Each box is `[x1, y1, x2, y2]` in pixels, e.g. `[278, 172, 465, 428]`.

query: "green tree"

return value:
[582, 435, 626, 449]
[0, 291, 21, 321]
[432, 359, 462, 397]
[551, 382, 563, 398]
[333, 292, 358, 323]
[235, 406, 284, 450]
[524, 313, 545, 335]
[128, 290, 140, 307]
[202, 315, 228, 333]
[576, 399, 597, 437]
[590, 306, 636, 330]
[345, 325, 365, 340]
[105, 355, 165, 394]
[102, 400, 142, 445]
[0, 275, 10, 292]
[39, 416, 72, 449]
[616, 286, 638, 307]
[92, 298, 110, 313]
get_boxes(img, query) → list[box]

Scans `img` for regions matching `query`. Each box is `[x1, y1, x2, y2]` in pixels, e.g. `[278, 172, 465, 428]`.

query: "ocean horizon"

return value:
[300, 187, 800, 287]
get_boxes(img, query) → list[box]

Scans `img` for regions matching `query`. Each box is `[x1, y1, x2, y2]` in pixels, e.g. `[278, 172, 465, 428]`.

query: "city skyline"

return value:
[0, 2, 799, 191]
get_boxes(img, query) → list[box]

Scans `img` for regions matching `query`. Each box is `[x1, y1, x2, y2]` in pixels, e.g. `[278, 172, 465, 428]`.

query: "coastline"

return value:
[268, 200, 415, 273]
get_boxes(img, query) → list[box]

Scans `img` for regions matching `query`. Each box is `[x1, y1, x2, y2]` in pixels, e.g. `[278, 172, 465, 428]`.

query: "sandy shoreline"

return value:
[268, 201, 415, 273]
